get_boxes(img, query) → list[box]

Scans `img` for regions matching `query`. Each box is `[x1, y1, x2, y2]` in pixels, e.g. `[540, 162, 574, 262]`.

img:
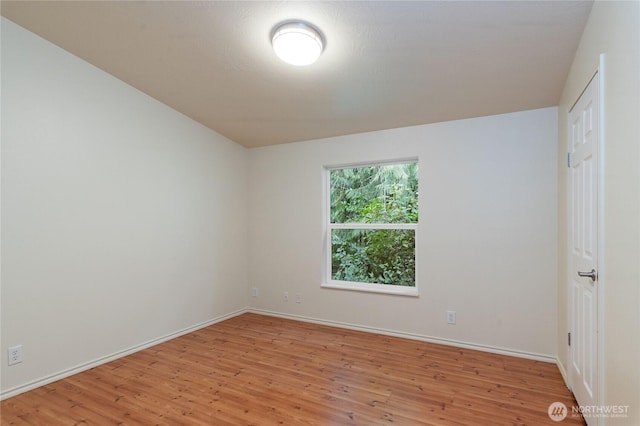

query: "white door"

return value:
[568, 72, 599, 419]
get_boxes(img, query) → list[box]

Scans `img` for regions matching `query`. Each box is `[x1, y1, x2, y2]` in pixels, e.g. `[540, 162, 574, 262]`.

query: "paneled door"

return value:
[568, 72, 599, 422]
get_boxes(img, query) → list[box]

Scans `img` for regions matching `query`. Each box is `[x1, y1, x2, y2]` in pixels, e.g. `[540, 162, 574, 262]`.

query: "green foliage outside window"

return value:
[330, 162, 418, 286]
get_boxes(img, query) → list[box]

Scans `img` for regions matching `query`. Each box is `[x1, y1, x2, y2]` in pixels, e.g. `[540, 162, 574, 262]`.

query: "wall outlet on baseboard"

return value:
[8, 345, 23, 365]
[295, 293, 302, 303]
[252, 287, 259, 297]
[446, 311, 456, 325]
[284, 291, 289, 302]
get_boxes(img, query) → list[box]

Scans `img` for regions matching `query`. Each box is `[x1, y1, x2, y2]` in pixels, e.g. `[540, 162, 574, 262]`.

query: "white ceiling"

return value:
[2, 1, 593, 148]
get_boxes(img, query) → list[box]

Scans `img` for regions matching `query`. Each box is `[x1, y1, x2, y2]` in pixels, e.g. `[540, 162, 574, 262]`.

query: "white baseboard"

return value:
[0, 309, 247, 401]
[248, 308, 557, 363]
[556, 356, 571, 389]
[2, 307, 559, 400]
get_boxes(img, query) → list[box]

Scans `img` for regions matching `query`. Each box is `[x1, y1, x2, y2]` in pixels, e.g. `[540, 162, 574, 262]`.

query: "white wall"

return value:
[248, 107, 558, 359]
[1, 18, 248, 396]
[557, 1, 640, 423]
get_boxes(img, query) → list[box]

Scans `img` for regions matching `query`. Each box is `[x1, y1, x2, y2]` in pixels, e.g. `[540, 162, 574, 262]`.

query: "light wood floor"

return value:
[2, 313, 584, 425]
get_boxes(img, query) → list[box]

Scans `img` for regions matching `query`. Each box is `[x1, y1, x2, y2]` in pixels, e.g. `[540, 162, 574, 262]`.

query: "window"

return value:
[323, 160, 418, 296]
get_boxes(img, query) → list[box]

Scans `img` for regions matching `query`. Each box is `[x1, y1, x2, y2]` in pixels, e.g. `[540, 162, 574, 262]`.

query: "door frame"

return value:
[566, 56, 606, 422]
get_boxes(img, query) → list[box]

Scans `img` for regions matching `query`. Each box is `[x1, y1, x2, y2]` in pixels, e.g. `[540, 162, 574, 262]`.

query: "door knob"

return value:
[578, 269, 597, 282]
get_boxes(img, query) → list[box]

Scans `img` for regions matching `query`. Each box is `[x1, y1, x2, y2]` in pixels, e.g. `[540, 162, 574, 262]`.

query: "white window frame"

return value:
[321, 159, 419, 297]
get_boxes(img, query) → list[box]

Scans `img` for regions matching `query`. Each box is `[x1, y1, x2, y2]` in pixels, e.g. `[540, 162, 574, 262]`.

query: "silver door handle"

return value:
[578, 269, 597, 281]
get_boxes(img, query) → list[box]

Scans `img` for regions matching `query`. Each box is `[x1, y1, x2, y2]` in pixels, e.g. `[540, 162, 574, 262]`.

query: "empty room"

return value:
[1, 1, 638, 425]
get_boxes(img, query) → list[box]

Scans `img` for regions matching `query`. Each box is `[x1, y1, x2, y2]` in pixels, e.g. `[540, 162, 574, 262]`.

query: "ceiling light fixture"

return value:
[271, 21, 324, 66]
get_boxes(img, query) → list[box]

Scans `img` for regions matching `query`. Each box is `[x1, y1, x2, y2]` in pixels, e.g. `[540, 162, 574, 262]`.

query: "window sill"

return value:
[321, 281, 419, 297]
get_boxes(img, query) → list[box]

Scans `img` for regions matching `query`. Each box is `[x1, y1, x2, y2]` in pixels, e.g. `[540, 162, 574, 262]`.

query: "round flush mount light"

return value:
[271, 21, 324, 66]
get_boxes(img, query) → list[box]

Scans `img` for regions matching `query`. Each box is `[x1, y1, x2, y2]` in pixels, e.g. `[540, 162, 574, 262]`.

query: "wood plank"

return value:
[1, 313, 584, 425]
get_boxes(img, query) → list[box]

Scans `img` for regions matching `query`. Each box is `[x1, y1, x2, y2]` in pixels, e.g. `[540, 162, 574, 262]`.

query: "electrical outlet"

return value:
[295, 293, 302, 303]
[446, 311, 456, 325]
[252, 287, 259, 297]
[8, 345, 22, 366]
[284, 291, 289, 302]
